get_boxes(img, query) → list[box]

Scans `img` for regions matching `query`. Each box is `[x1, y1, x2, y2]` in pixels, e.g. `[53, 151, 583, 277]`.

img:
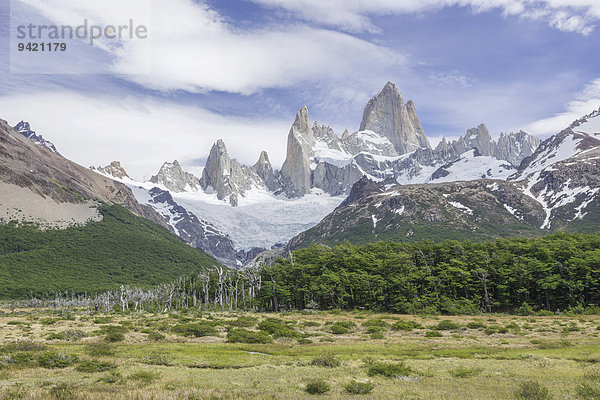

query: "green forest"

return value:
[0, 204, 216, 298]
[257, 231, 600, 314]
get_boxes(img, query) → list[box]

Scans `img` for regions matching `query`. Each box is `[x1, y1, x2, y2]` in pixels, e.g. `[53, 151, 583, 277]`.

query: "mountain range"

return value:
[3, 82, 600, 269]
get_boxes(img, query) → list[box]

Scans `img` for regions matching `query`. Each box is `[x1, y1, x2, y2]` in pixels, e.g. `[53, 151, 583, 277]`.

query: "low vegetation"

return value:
[0, 308, 598, 398]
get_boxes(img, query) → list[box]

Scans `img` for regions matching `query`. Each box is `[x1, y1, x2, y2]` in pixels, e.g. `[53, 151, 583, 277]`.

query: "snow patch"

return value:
[448, 201, 473, 215]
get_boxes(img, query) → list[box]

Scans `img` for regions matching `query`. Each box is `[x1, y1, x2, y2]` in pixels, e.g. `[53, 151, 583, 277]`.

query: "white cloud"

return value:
[248, 0, 599, 35]
[526, 79, 600, 136]
[0, 91, 292, 180]
[17, 0, 408, 95]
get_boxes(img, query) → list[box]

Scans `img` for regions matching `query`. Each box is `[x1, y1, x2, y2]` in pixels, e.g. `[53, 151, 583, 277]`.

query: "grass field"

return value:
[0, 309, 599, 399]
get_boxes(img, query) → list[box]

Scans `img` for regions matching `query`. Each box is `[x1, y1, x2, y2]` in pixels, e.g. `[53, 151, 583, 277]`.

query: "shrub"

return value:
[370, 332, 385, 339]
[228, 316, 257, 327]
[141, 353, 173, 366]
[362, 319, 390, 328]
[366, 326, 386, 334]
[86, 342, 115, 357]
[1, 341, 46, 352]
[345, 380, 374, 395]
[433, 320, 461, 330]
[367, 362, 412, 378]
[141, 329, 166, 341]
[514, 381, 552, 400]
[257, 319, 301, 339]
[311, 353, 341, 368]
[97, 371, 125, 385]
[297, 338, 313, 344]
[48, 330, 86, 342]
[519, 302, 534, 316]
[576, 382, 600, 399]
[449, 367, 481, 378]
[226, 329, 273, 344]
[172, 322, 218, 337]
[49, 383, 77, 400]
[105, 331, 125, 342]
[38, 352, 78, 369]
[391, 320, 422, 331]
[128, 371, 161, 386]
[76, 359, 117, 372]
[305, 379, 330, 395]
[425, 331, 443, 337]
[466, 321, 486, 329]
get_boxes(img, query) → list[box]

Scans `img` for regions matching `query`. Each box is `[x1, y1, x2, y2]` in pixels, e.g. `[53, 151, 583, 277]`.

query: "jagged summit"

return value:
[13, 121, 61, 155]
[91, 161, 130, 179]
[359, 82, 431, 154]
[150, 160, 200, 193]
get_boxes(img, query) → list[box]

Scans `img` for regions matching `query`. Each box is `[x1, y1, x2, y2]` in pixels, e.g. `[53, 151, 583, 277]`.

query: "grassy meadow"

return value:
[0, 309, 599, 399]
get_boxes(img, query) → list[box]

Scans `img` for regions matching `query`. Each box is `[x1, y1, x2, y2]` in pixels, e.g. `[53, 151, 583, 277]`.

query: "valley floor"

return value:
[0, 310, 599, 399]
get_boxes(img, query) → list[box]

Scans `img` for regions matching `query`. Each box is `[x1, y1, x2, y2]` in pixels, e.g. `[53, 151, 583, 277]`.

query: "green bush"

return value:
[172, 322, 218, 337]
[47, 329, 86, 342]
[370, 332, 385, 339]
[226, 329, 273, 344]
[86, 342, 115, 357]
[37, 352, 78, 369]
[1, 341, 46, 352]
[466, 321, 486, 329]
[345, 380, 374, 395]
[305, 379, 330, 395]
[449, 367, 481, 378]
[128, 371, 161, 386]
[97, 371, 125, 385]
[367, 362, 412, 378]
[391, 320, 422, 331]
[297, 338, 313, 344]
[141, 329, 166, 341]
[257, 319, 301, 339]
[433, 320, 461, 330]
[514, 381, 552, 400]
[519, 302, 534, 316]
[310, 353, 341, 368]
[141, 353, 173, 366]
[425, 331, 443, 337]
[366, 326, 386, 334]
[76, 359, 117, 372]
[228, 316, 258, 327]
[362, 319, 389, 328]
[105, 331, 125, 342]
[330, 321, 356, 335]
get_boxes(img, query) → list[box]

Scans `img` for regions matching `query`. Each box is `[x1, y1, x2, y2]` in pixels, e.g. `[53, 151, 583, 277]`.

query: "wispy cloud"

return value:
[247, 0, 599, 35]
[17, 0, 408, 95]
[526, 78, 600, 135]
[0, 91, 292, 179]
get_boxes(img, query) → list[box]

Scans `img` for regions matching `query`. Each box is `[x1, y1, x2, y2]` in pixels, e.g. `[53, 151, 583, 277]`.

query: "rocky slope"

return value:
[13, 121, 61, 155]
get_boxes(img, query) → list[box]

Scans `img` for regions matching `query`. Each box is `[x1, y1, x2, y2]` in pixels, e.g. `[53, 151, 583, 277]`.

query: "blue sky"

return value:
[0, 0, 599, 179]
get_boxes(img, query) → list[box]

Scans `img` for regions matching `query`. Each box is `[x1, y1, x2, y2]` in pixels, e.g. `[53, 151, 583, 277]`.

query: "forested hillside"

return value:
[0, 204, 217, 298]
[259, 232, 600, 314]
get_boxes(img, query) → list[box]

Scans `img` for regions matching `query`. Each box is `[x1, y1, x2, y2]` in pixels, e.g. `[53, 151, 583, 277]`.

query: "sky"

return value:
[0, 0, 599, 180]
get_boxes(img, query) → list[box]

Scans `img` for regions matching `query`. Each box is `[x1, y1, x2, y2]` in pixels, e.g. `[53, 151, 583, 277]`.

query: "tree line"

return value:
[7, 231, 600, 315]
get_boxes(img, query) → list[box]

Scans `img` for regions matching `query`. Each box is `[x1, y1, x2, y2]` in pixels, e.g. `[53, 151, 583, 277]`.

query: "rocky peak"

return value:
[496, 130, 541, 167]
[91, 161, 130, 179]
[359, 82, 431, 155]
[150, 160, 200, 193]
[252, 150, 280, 192]
[199, 140, 264, 205]
[463, 124, 495, 156]
[280, 105, 317, 196]
[13, 120, 61, 155]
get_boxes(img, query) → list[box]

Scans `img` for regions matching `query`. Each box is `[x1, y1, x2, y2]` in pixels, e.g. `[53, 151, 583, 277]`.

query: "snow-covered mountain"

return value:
[13, 121, 61, 155]
[104, 82, 545, 266]
[289, 107, 600, 248]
